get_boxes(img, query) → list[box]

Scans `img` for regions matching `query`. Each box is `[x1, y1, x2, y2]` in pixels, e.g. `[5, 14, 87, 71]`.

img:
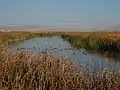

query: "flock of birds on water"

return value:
[15, 41, 87, 55]
[10, 39, 120, 73]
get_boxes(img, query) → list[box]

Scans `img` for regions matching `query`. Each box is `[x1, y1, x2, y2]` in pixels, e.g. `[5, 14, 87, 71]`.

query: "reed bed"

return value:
[0, 31, 64, 46]
[0, 46, 120, 90]
[61, 33, 120, 59]
[0, 31, 32, 45]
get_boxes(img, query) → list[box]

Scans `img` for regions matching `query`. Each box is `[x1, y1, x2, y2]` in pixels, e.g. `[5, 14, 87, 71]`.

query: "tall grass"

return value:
[61, 33, 120, 59]
[0, 31, 32, 45]
[0, 31, 64, 45]
[0, 46, 120, 90]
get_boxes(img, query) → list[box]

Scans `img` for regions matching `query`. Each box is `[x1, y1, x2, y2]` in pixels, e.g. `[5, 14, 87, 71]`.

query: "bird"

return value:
[20, 48, 24, 51]
[83, 51, 87, 55]
[16, 48, 19, 51]
[64, 48, 68, 52]
[73, 52, 75, 55]
[33, 46, 37, 52]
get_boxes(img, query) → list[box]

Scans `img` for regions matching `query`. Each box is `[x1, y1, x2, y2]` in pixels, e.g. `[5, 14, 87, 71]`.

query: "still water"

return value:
[10, 36, 120, 73]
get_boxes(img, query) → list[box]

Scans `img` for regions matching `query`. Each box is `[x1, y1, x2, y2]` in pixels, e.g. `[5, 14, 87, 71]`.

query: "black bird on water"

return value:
[64, 48, 68, 52]
[73, 52, 75, 55]
[41, 48, 48, 54]
[16, 48, 19, 51]
[83, 51, 87, 55]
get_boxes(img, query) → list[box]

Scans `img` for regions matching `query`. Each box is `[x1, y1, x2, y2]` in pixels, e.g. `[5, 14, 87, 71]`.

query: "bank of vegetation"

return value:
[61, 32, 120, 59]
[0, 31, 64, 45]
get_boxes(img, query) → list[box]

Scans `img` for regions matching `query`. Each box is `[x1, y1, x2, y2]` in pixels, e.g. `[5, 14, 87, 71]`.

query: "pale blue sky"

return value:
[0, 0, 120, 29]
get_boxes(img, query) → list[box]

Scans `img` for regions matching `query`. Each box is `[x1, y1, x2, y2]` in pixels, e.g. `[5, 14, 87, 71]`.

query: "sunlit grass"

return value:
[0, 46, 120, 90]
[61, 32, 120, 59]
[0, 31, 64, 45]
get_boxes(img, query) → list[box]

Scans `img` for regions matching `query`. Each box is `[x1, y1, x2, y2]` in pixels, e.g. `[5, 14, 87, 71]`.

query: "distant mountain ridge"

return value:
[0, 24, 120, 31]
[0, 25, 51, 30]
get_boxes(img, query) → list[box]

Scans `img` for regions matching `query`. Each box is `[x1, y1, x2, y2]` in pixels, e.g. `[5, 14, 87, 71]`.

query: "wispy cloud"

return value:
[62, 21, 85, 24]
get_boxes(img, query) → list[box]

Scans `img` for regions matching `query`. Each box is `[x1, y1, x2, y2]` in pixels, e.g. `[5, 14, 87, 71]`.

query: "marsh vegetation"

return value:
[61, 32, 120, 59]
[0, 31, 120, 90]
[0, 46, 120, 90]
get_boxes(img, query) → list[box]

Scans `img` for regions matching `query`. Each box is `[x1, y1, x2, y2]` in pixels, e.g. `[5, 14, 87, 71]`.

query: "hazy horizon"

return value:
[0, 0, 120, 30]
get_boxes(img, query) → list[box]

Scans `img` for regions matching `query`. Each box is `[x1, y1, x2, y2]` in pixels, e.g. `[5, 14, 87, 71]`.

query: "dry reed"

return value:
[0, 46, 120, 90]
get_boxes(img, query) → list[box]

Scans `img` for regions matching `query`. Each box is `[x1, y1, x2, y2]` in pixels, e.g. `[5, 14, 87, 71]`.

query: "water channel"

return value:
[10, 36, 120, 73]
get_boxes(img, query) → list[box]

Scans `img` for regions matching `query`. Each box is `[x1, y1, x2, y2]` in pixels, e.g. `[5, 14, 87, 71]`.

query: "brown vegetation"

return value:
[0, 31, 31, 45]
[0, 31, 120, 90]
[0, 46, 120, 90]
